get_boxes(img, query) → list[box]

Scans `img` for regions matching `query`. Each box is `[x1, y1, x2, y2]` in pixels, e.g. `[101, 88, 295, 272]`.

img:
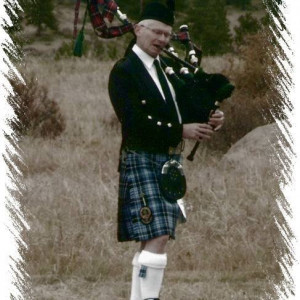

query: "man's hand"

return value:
[208, 110, 225, 131]
[183, 123, 214, 141]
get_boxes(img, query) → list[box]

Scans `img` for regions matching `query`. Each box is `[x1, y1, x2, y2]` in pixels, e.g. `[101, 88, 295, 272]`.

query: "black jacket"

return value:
[108, 50, 183, 153]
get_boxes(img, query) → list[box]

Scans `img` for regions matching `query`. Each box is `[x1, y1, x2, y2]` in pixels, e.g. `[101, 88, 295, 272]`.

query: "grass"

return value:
[10, 2, 290, 299]
[31, 270, 270, 300]
[16, 55, 286, 299]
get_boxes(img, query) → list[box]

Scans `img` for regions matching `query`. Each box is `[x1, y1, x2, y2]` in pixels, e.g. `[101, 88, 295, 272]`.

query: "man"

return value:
[108, 2, 224, 299]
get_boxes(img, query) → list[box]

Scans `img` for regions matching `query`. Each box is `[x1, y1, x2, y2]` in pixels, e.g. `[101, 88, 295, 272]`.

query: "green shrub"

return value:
[20, 0, 58, 35]
[234, 13, 261, 45]
[55, 41, 76, 60]
[226, 0, 252, 10]
[90, 38, 107, 60]
[188, 0, 232, 55]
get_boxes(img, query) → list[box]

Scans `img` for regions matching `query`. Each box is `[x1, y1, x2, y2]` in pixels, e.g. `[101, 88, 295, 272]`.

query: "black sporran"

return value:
[159, 159, 186, 203]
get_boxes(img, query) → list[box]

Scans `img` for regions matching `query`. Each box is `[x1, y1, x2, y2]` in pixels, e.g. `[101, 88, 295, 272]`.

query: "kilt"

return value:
[117, 150, 181, 242]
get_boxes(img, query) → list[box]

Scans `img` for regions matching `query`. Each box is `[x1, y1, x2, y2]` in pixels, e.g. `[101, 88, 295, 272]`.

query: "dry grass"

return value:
[11, 3, 289, 299]
[15, 54, 286, 299]
[8, 71, 65, 138]
[31, 270, 269, 300]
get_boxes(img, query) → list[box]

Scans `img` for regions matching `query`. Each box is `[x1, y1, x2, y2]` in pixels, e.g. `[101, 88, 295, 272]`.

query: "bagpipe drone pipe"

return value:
[73, 0, 235, 161]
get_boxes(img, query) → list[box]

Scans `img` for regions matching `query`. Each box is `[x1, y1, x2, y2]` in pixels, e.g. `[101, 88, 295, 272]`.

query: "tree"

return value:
[117, 0, 143, 20]
[187, 0, 232, 55]
[234, 13, 261, 45]
[140, 0, 144, 14]
[2, 0, 24, 60]
[21, 0, 58, 35]
[226, 0, 252, 10]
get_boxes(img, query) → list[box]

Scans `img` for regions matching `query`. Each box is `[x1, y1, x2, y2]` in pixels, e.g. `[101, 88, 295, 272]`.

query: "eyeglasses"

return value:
[140, 25, 172, 39]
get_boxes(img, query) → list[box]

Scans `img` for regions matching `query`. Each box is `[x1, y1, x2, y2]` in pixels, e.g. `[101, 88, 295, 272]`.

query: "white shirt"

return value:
[132, 44, 182, 123]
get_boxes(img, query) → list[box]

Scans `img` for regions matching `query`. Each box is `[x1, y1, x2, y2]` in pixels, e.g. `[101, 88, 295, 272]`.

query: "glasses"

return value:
[140, 25, 172, 39]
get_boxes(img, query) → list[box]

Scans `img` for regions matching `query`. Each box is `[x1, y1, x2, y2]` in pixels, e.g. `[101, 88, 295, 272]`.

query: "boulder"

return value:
[219, 123, 287, 175]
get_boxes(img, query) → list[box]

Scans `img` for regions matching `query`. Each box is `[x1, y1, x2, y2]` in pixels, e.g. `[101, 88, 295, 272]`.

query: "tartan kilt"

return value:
[117, 150, 181, 242]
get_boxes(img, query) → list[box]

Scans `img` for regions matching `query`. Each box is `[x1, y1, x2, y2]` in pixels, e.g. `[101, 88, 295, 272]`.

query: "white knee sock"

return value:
[138, 250, 167, 300]
[130, 252, 142, 300]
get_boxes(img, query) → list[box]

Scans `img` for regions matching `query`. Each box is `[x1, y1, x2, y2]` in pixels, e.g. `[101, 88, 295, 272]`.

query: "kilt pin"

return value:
[109, 49, 186, 243]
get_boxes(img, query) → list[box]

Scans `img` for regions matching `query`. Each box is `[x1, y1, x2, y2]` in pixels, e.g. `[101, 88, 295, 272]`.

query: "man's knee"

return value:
[154, 235, 169, 246]
[143, 235, 169, 253]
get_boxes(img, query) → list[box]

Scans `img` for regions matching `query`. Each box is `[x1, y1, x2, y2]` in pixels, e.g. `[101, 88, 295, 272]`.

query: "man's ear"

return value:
[134, 24, 141, 37]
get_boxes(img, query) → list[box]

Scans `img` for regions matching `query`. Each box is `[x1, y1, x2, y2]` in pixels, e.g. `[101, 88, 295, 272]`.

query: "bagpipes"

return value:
[73, 0, 235, 161]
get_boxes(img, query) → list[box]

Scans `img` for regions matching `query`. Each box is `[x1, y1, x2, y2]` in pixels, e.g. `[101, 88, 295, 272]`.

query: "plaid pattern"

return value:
[172, 31, 203, 59]
[90, 0, 107, 31]
[103, 0, 117, 22]
[73, 0, 81, 38]
[171, 31, 190, 43]
[139, 265, 147, 278]
[117, 151, 181, 242]
[98, 24, 134, 39]
[97, 0, 106, 5]
[90, 0, 134, 38]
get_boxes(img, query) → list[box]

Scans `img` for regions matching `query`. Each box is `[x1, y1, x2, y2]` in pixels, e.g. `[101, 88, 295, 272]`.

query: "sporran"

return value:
[159, 159, 186, 203]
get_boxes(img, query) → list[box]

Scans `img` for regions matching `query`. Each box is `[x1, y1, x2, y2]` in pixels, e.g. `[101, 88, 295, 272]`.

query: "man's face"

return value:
[134, 20, 172, 58]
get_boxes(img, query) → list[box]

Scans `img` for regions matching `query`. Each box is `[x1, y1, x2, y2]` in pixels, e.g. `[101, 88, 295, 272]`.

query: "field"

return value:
[9, 1, 292, 299]
[17, 56, 287, 299]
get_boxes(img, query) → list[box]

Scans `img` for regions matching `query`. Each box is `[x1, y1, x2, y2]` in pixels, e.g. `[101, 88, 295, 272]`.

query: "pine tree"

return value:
[117, 0, 142, 20]
[140, 0, 144, 14]
[234, 13, 261, 45]
[21, 0, 58, 35]
[226, 0, 252, 10]
[2, 0, 24, 62]
[188, 0, 232, 55]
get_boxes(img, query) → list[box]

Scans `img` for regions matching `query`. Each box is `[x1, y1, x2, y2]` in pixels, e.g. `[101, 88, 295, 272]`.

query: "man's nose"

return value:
[157, 33, 169, 43]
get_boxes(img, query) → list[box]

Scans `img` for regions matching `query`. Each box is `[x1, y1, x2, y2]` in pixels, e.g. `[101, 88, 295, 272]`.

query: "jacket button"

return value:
[141, 100, 146, 105]
[148, 115, 152, 120]
[157, 121, 162, 126]
[167, 123, 172, 127]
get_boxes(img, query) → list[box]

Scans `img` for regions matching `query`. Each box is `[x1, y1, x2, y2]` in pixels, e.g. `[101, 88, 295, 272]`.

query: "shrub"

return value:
[234, 13, 261, 45]
[214, 28, 287, 149]
[8, 72, 66, 139]
[55, 41, 75, 60]
[226, 0, 252, 10]
[20, 0, 58, 36]
[188, 0, 233, 55]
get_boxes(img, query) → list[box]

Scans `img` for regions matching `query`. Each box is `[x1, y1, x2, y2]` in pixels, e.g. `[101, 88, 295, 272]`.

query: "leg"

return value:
[140, 235, 169, 254]
[130, 251, 142, 300]
[138, 235, 169, 300]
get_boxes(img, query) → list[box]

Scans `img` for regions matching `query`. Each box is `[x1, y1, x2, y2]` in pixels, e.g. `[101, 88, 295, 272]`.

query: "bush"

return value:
[215, 28, 286, 148]
[234, 13, 261, 45]
[188, 0, 232, 55]
[226, 0, 252, 10]
[55, 41, 75, 60]
[20, 0, 58, 35]
[8, 72, 66, 139]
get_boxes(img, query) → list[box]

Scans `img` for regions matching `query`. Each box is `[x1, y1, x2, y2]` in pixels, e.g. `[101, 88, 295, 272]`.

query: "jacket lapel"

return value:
[127, 51, 166, 104]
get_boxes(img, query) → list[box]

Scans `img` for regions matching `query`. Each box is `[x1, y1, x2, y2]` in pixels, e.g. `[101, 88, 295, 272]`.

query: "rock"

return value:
[219, 123, 287, 175]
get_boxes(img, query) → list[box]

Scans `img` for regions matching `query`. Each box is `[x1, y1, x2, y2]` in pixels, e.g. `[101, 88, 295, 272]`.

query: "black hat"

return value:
[139, 2, 174, 26]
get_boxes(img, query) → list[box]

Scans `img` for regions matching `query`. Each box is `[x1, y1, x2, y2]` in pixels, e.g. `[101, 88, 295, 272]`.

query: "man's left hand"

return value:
[208, 110, 225, 131]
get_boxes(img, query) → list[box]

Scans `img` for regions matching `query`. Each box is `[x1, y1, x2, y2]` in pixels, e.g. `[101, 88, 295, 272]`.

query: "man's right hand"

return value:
[182, 123, 214, 141]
